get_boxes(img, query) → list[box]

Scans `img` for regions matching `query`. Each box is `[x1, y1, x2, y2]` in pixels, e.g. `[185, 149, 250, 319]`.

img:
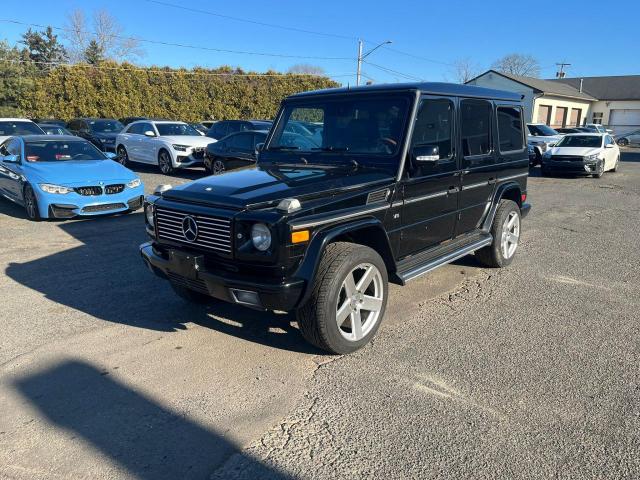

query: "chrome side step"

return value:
[397, 236, 493, 284]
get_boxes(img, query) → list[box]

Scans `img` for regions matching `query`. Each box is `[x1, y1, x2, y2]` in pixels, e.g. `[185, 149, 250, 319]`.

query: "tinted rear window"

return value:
[0, 121, 44, 136]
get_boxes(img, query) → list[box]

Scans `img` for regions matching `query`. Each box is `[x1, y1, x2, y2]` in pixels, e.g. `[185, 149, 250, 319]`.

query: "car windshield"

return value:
[555, 135, 602, 148]
[268, 94, 410, 158]
[24, 140, 106, 162]
[41, 125, 69, 135]
[0, 121, 44, 136]
[528, 124, 558, 136]
[156, 123, 200, 136]
[89, 120, 124, 133]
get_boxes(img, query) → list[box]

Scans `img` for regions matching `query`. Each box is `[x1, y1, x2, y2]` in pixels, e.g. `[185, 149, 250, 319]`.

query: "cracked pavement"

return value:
[1, 152, 639, 479]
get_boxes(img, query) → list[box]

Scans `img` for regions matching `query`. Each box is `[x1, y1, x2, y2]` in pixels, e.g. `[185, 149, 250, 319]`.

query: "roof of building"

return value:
[467, 70, 597, 101]
[289, 82, 523, 102]
[550, 75, 640, 101]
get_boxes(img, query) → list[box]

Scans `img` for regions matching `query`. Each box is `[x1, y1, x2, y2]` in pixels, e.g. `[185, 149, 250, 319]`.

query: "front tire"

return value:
[158, 150, 174, 175]
[23, 184, 41, 221]
[296, 242, 388, 354]
[593, 161, 604, 178]
[212, 158, 226, 175]
[116, 145, 128, 166]
[476, 199, 520, 268]
[612, 155, 620, 172]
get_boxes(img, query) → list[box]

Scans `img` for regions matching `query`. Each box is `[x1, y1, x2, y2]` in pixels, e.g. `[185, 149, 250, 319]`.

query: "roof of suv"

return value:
[289, 82, 522, 102]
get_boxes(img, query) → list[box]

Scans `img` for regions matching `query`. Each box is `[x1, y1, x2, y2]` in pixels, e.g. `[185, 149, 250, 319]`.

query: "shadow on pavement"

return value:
[4, 206, 320, 355]
[620, 149, 640, 163]
[13, 360, 289, 480]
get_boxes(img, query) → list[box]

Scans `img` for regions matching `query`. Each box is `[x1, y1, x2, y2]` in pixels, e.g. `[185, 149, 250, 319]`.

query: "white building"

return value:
[467, 70, 640, 136]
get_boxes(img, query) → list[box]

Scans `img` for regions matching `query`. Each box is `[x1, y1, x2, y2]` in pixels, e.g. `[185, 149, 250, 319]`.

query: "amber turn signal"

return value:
[291, 230, 310, 244]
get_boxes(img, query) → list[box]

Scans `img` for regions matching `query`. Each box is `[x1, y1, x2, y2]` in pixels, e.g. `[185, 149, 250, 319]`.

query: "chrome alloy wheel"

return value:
[213, 159, 226, 175]
[335, 263, 384, 342]
[501, 211, 520, 260]
[159, 152, 172, 174]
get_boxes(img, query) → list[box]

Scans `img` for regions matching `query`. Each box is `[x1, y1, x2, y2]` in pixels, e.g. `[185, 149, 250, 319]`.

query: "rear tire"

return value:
[212, 158, 226, 175]
[23, 184, 41, 221]
[617, 138, 629, 146]
[170, 282, 213, 304]
[296, 242, 388, 354]
[476, 199, 520, 268]
[158, 150, 174, 175]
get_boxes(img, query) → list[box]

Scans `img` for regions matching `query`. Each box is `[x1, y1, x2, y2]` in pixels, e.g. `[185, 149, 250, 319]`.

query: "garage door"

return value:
[609, 109, 640, 136]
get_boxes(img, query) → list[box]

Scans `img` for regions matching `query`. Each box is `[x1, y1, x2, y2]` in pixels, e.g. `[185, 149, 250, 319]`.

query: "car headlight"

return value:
[145, 203, 155, 225]
[251, 223, 272, 251]
[127, 178, 141, 188]
[172, 144, 190, 152]
[584, 153, 600, 162]
[40, 183, 74, 194]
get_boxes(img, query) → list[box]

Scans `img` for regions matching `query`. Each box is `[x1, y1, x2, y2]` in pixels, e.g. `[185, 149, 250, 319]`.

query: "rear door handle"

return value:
[488, 177, 497, 184]
[448, 186, 460, 194]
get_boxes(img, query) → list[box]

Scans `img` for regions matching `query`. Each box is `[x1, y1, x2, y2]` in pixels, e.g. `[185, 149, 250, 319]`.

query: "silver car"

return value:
[616, 129, 640, 146]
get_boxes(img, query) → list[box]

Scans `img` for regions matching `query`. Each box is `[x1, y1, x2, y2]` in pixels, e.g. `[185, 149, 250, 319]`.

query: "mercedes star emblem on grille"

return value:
[181, 216, 198, 242]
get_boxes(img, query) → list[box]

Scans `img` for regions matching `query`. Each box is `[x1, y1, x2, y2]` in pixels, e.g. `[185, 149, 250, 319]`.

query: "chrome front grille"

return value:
[155, 207, 232, 254]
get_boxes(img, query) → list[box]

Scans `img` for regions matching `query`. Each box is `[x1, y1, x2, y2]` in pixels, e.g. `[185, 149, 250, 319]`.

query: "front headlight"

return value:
[584, 153, 600, 162]
[251, 223, 272, 251]
[127, 178, 141, 188]
[172, 144, 189, 152]
[40, 183, 73, 194]
[145, 203, 155, 227]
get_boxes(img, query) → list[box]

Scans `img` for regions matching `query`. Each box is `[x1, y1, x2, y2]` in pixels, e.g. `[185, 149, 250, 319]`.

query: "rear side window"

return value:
[461, 99, 492, 158]
[230, 133, 253, 151]
[497, 106, 524, 152]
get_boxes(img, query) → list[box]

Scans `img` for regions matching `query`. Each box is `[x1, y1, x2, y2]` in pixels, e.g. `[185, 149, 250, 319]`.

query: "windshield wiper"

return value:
[311, 146, 350, 152]
[268, 146, 300, 151]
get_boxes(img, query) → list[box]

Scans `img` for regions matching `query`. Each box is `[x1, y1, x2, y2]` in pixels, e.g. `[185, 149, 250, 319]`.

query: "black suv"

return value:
[141, 83, 531, 354]
[66, 118, 125, 152]
[206, 120, 272, 140]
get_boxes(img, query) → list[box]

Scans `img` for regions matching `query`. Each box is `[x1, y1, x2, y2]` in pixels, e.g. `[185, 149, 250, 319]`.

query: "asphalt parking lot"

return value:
[1, 151, 639, 479]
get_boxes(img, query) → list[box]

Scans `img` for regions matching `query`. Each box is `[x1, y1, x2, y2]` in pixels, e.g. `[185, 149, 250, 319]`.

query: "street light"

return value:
[356, 39, 392, 86]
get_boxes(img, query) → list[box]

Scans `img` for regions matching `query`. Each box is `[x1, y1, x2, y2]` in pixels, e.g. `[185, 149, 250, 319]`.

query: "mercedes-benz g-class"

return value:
[140, 83, 531, 354]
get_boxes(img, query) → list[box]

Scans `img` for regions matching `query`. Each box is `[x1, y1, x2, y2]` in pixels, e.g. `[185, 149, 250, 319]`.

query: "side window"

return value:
[497, 106, 524, 153]
[68, 120, 80, 131]
[212, 122, 227, 138]
[409, 98, 455, 176]
[127, 123, 142, 134]
[605, 135, 614, 145]
[230, 133, 253, 151]
[227, 122, 242, 134]
[461, 99, 493, 165]
[139, 123, 154, 135]
[0, 140, 9, 156]
[7, 139, 22, 160]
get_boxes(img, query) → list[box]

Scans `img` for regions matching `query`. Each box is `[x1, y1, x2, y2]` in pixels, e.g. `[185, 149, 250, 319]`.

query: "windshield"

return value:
[24, 140, 106, 162]
[268, 95, 409, 158]
[528, 124, 558, 136]
[555, 135, 603, 148]
[41, 125, 69, 135]
[156, 123, 200, 136]
[89, 120, 124, 133]
[0, 121, 44, 136]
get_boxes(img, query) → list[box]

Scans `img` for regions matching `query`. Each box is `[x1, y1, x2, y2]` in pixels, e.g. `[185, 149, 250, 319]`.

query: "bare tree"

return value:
[491, 53, 540, 78]
[287, 64, 325, 76]
[63, 9, 144, 63]
[450, 57, 480, 84]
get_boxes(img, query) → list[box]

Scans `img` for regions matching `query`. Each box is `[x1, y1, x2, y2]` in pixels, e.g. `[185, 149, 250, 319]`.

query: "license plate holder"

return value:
[168, 250, 204, 280]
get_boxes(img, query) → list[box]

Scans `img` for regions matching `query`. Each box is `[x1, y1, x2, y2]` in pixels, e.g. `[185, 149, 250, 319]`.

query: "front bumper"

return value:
[140, 242, 306, 311]
[39, 185, 145, 218]
[542, 158, 602, 175]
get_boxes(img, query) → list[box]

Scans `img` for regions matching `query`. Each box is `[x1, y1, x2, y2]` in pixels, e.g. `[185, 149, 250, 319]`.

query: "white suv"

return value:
[116, 120, 214, 174]
[527, 123, 562, 166]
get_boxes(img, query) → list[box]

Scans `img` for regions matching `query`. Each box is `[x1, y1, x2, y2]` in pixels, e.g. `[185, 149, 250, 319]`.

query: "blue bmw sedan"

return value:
[0, 135, 145, 220]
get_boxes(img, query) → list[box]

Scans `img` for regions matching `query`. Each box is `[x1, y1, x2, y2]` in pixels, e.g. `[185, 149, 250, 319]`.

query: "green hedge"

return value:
[14, 62, 339, 121]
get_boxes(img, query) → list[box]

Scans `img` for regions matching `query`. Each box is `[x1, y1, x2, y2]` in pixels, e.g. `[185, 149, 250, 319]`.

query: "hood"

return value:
[161, 165, 394, 210]
[528, 134, 562, 145]
[25, 159, 137, 186]
[159, 135, 213, 147]
[548, 146, 601, 157]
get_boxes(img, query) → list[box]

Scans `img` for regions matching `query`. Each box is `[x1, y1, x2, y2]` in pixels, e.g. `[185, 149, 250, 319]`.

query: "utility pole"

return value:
[556, 63, 571, 78]
[356, 40, 363, 86]
[356, 39, 392, 86]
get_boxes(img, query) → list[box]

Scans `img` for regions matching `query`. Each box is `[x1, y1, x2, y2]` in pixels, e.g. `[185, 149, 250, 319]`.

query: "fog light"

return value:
[231, 289, 262, 307]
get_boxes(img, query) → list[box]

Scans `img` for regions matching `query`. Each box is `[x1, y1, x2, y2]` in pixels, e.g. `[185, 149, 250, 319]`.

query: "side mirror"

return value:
[2, 154, 19, 163]
[605, 143, 614, 149]
[413, 145, 440, 164]
[144, 130, 156, 137]
[255, 142, 265, 153]
[104, 152, 118, 159]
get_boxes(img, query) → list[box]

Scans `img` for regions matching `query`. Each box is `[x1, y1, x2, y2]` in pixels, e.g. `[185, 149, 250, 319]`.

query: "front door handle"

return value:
[448, 186, 460, 194]
[488, 177, 497, 184]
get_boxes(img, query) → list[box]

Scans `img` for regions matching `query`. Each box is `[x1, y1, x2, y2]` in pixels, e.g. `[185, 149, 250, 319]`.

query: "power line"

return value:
[0, 18, 353, 61]
[362, 60, 423, 82]
[144, 0, 358, 41]
[0, 57, 356, 79]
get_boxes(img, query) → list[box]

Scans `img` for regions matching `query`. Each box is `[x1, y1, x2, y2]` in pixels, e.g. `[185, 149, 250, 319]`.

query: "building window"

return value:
[592, 112, 604, 125]
[570, 108, 582, 127]
[537, 104, 552, 125]
[553, 107, 568, 129]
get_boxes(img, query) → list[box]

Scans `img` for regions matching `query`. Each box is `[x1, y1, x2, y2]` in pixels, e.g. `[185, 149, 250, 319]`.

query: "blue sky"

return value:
[1, 0, 639, 84]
